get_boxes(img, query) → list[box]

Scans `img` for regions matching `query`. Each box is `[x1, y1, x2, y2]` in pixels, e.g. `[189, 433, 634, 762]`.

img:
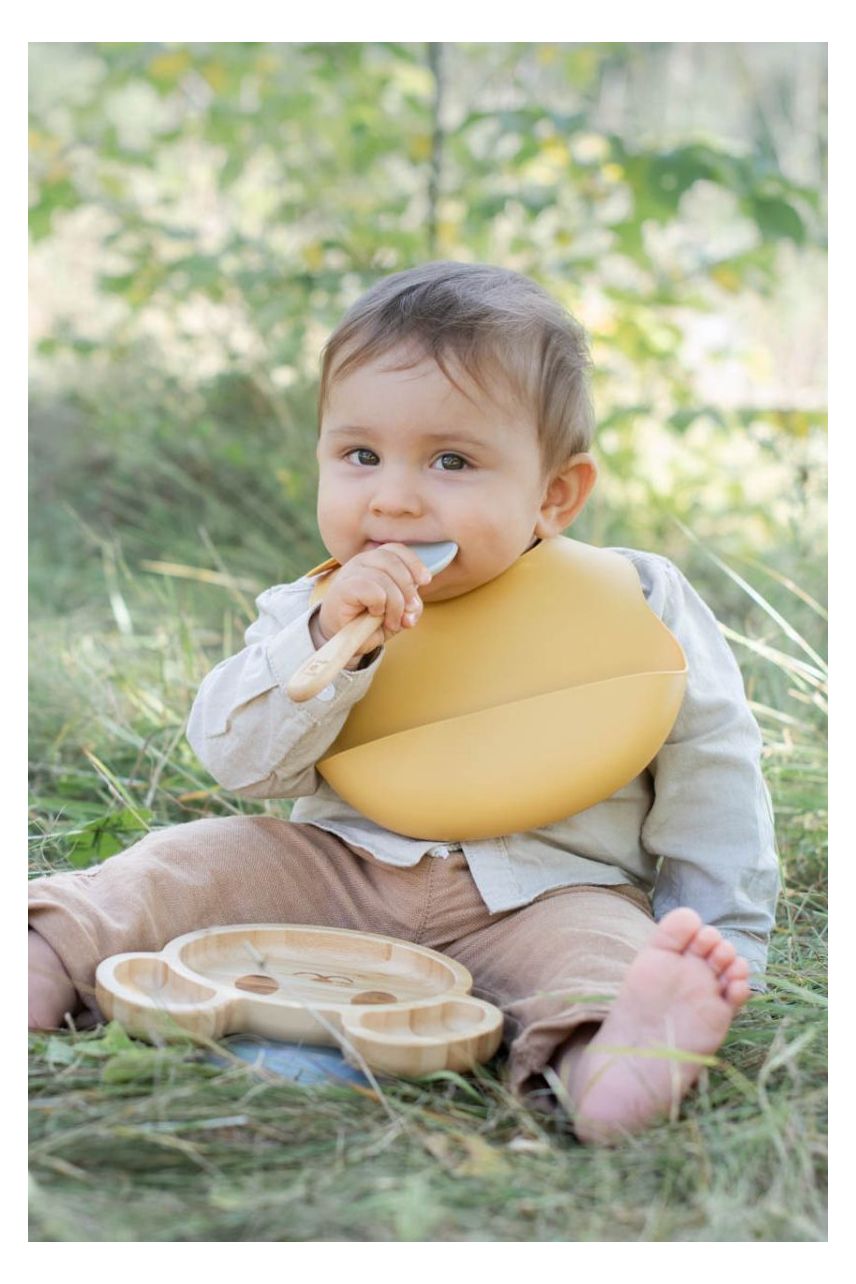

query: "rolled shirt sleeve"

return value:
[186, 582, 384, 799]
[634, 555, 780, 988]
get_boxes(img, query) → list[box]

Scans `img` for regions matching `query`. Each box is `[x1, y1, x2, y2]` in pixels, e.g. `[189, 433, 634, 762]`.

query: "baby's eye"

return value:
[432, 453, 469, 471]
[345, 448, 380, 466]
[344, 448, 470, 471]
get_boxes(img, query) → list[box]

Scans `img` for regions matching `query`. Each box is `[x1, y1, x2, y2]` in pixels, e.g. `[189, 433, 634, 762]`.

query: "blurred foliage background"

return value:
[29, 41, 827, 580]
[28, 41, 827, 833]
[28, 48, 828, 1241]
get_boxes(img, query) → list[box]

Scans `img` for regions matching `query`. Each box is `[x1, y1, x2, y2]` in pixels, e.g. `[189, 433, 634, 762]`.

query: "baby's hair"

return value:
[318, 261, 595, 479]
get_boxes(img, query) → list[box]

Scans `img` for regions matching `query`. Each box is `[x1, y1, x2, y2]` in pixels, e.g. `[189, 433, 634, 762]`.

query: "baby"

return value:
[29, 262, 779, 1144]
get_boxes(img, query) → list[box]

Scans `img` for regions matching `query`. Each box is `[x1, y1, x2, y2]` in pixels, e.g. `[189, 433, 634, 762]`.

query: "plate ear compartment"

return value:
[95, 952, 231, 1041]
[343, 995, 503, 1076]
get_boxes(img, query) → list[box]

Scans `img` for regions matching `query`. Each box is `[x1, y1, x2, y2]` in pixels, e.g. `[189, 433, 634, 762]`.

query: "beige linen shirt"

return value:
[187, 545, 779, 985]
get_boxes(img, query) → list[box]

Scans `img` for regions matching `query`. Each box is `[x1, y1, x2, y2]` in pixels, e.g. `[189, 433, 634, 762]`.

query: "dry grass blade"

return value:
[140, 560, 262, 593]
[729, 554, 828, 622]
[196, 526, 258, 620]
[718, 624, 827, 691]
[80, 749, 152, 829]
[673, 518, 827, 674]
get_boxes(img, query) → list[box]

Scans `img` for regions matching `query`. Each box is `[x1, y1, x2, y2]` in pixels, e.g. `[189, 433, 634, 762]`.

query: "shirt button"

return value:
[315, 684, 336, 702]
[430, 845, 449, 858]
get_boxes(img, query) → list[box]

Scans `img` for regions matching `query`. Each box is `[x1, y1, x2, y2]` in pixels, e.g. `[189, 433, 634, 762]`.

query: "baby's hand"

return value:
[313, 544, 433, 662]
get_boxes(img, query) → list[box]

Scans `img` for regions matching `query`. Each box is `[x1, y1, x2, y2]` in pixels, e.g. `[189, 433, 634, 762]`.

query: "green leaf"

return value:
[102, 1048, 174, 1084]
[610, 218, 646, 260]
[31, 795, 110, 820]
[75, 1021, 138, 1058]
[98, 272, 137, 295]
[169, 254, 224, 291]
[29, 178, 80, 241]
[519, 185, 555, 214]
[42, 1036, 77, 1065]
[748, 195, 806, 244]
[66, 806, 154, 869]
[217, 152, 245, 190]
[648, 146, 719, 205]
[669, 407, 727, 433]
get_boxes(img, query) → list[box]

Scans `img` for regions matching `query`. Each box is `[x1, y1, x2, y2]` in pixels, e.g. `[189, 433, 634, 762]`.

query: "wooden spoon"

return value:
[287, 541, 459, 702]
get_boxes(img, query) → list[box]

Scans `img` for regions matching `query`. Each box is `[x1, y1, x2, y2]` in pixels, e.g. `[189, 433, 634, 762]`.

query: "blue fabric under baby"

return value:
[217, 1036, 371, 1086]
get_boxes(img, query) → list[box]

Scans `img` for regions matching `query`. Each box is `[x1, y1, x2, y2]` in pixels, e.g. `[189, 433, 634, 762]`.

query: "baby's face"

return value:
[316, 348, 557, 601]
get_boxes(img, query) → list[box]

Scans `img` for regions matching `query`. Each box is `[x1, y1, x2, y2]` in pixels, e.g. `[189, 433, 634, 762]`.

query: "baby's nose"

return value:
[369, 480, 424, 516]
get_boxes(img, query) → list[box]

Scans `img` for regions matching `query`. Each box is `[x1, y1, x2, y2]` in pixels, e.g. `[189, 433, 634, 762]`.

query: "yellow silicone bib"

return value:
[304, 537, 687, 841]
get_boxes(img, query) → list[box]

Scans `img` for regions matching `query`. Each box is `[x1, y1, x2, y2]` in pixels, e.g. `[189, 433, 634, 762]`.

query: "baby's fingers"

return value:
[402, 592, 423, 628]
[347, 578, 392, 621]
[351, 575, 410, 635]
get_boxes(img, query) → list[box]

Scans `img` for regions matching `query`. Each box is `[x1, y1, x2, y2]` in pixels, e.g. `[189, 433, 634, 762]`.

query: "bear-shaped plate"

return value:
[95, 923, 504, 1077]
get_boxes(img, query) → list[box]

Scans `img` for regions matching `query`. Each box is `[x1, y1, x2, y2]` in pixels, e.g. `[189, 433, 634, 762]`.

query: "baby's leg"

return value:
[444, 885, 748, 1142]
[28, 816, 387, 1030]
[443, 883, 655, 1110]
[29, 929, 77, 1030]
[559, 908, 750, 1143]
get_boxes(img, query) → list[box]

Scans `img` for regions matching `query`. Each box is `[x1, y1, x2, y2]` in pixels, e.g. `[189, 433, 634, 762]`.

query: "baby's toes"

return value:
[706, 937, 738, 975]
[718, 955, 750, 1000]
[718, 954, 749, 985]
[686, 924, 723, 960]
[721, 975, 752, 1009]
[654, 907, 703, 953]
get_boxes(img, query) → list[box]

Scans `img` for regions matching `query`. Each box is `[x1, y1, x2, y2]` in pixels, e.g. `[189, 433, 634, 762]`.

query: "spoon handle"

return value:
[287, 612, 381, 702]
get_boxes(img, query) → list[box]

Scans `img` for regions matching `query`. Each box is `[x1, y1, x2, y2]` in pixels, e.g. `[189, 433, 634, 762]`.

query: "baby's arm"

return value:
[187, 580, 383, 799]
[631, 554, 780, 989]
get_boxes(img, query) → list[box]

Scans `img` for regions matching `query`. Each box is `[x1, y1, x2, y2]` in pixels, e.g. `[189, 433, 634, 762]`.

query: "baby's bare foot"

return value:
[567, 908, 751, 1144]
[29, 930, 78, 1030]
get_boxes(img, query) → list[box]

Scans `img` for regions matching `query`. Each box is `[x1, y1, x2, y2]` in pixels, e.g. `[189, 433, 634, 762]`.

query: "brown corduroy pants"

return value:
[28, 816, 654, 1097]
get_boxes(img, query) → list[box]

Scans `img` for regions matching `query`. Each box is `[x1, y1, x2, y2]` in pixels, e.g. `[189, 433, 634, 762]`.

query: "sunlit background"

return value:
[27, 42, 828, 1242]
[29, 42, 826, 562]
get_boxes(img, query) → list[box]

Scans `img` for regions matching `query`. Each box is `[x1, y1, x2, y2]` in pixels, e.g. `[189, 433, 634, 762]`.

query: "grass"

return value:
[28, 993, 826, 1242]
[28, 406, 827, 1242]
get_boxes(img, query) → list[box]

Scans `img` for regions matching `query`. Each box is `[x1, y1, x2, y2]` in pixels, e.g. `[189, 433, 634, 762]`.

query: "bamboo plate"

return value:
[95, 924, 504, 1077]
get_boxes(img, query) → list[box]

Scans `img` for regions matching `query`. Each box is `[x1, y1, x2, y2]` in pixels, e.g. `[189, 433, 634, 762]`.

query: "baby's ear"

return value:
[535, 453, 598, 537]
